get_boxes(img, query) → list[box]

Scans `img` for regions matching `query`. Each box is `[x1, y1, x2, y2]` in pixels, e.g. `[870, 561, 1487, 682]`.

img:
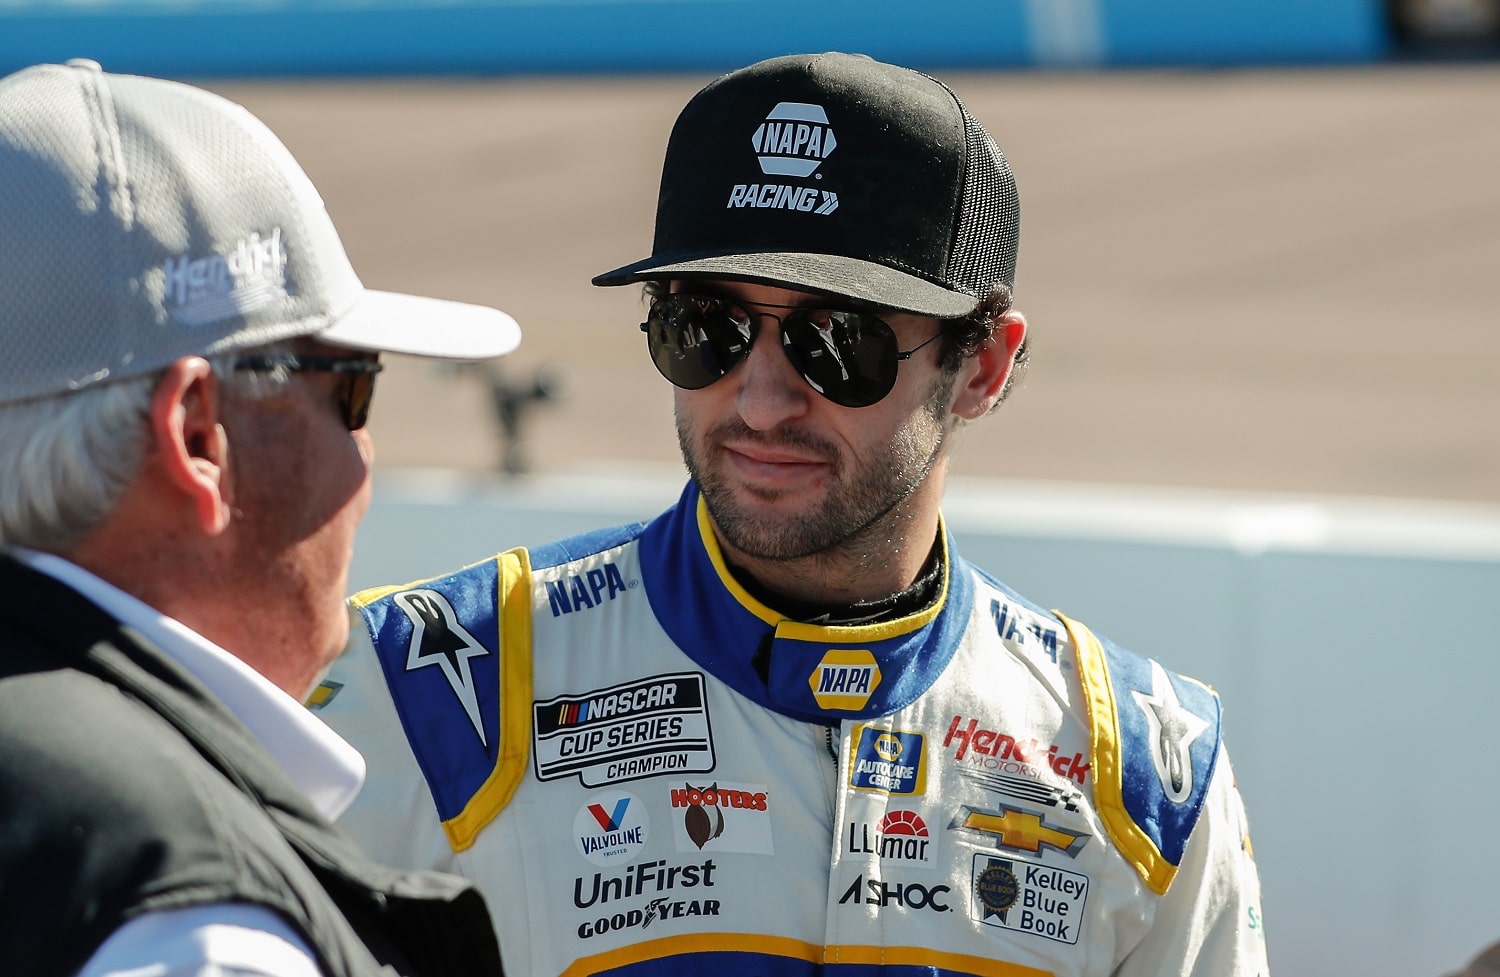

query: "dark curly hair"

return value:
[641, 280, 1028, 407]
[935, 283, 1027, 407]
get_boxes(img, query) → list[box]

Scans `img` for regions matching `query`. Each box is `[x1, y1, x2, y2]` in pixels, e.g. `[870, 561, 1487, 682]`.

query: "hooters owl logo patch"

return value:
[667, 780, 774, 855]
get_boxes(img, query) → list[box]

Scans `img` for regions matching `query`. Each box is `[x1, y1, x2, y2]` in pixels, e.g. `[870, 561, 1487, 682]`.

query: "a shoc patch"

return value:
[809, 649, 881, 710]
[667, 780, 774, 855]
[837, 874, 953, 913]
[849, 724, 926, 795]
[574, 790, 650, 866]
[533, 673, 715, 787]
[972, 854, 1089, 945]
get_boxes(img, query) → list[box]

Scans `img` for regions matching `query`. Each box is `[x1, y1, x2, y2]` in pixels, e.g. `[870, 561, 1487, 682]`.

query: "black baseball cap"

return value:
[592, 52, 1020, 319]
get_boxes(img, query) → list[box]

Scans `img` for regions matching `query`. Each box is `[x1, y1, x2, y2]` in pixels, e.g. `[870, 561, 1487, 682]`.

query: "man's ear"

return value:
[149, 358, 232, 535]
[952, 310, 1028, 421]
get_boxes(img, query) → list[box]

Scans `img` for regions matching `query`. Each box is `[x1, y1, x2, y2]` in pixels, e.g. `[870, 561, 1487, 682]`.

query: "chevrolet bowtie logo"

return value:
[951, 804, 1089, 858]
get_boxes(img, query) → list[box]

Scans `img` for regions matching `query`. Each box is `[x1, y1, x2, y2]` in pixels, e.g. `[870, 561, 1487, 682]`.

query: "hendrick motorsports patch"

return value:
[533, 673, 715, 787]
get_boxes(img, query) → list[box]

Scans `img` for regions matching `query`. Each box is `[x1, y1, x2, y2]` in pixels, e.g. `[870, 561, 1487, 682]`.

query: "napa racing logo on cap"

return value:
[848, 724, 926, 795]
[752, 102, 837, 176]
[533, 672, 715, 787]
[727, 101, 840, 215]
[574, 790, 650, 866]
[809, 649, 881, 710]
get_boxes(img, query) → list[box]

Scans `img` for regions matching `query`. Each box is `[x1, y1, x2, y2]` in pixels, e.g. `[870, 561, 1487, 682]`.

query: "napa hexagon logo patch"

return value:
[809, 649, 881, 710]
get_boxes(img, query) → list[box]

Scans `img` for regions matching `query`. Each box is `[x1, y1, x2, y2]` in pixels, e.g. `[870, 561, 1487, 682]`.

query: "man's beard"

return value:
[677, 376, 952, 562]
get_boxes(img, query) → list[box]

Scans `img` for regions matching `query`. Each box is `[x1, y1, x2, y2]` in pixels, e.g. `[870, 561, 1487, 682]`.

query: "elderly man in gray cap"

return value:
[0, 60, 519, 976]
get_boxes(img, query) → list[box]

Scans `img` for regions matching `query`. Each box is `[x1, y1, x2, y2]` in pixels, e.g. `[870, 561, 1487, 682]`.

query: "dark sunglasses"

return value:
[641, 292, 943, 408]
[233, 354, 384, 431]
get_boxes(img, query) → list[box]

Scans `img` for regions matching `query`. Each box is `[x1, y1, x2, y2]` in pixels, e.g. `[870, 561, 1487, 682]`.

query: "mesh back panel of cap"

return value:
[111, 74, 347, 358]
[947, 92, 1020, 294]
[0, 70, 127, 396]
[0, 64, 362, 404]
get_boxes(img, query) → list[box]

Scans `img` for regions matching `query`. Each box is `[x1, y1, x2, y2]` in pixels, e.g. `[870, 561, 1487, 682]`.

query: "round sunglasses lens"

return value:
[780, 310, 898, 408]
[646, 296, 752, 390]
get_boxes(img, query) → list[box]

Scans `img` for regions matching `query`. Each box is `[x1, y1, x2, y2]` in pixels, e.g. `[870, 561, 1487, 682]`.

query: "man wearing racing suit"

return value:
[313, 52, 1269, 976]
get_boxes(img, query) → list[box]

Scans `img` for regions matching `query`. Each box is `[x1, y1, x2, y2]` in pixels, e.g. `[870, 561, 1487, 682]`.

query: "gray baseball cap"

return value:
[0, 60, 521, 405]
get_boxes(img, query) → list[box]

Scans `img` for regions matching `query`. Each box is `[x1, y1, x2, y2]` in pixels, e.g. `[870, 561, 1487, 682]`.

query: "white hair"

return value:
[0, 345, 296, 553]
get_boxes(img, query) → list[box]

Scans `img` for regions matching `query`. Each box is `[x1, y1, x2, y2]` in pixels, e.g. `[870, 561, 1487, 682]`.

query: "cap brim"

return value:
[592, 252, 980, 319]
[317, 289, 521, 360]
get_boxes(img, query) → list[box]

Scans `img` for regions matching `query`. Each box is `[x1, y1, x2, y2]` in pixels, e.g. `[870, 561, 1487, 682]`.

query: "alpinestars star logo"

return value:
[394, 589, 490, 746]
[1131, 660, 1210, 804]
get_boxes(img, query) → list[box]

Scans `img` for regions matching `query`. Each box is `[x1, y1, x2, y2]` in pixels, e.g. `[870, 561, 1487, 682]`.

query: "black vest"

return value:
[0, 555, 504, 977]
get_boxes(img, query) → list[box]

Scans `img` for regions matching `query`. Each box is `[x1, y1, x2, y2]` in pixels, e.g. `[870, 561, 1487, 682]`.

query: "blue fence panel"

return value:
[1100, 0, 1388, 64]
[0, 0, 1388, 77]
[1, 0, 1030, 77]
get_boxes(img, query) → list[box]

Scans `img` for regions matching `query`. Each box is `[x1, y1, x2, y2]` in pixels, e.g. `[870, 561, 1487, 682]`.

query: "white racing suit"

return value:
[314, 484, 1269, 976]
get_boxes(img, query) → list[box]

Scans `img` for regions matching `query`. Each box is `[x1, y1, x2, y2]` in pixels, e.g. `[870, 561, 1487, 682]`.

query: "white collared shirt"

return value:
[13, 550, 364, 977]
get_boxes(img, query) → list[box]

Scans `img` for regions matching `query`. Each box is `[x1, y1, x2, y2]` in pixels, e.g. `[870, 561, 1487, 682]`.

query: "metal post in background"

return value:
[449, 362, 569, 475]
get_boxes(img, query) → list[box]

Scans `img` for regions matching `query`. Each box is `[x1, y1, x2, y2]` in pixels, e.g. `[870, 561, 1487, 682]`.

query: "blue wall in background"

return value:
[0, 0, 1389, 78]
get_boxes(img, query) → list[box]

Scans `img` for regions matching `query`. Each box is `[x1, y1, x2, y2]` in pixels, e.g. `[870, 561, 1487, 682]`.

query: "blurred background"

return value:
[4, 2, 1498, 974]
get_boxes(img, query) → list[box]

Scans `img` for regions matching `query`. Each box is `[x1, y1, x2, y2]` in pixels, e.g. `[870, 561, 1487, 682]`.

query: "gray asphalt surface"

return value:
[212, 65, 1500, 505]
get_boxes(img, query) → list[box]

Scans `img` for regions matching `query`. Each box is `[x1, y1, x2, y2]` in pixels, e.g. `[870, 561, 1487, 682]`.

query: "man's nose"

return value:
[732, 316, 814, 430]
